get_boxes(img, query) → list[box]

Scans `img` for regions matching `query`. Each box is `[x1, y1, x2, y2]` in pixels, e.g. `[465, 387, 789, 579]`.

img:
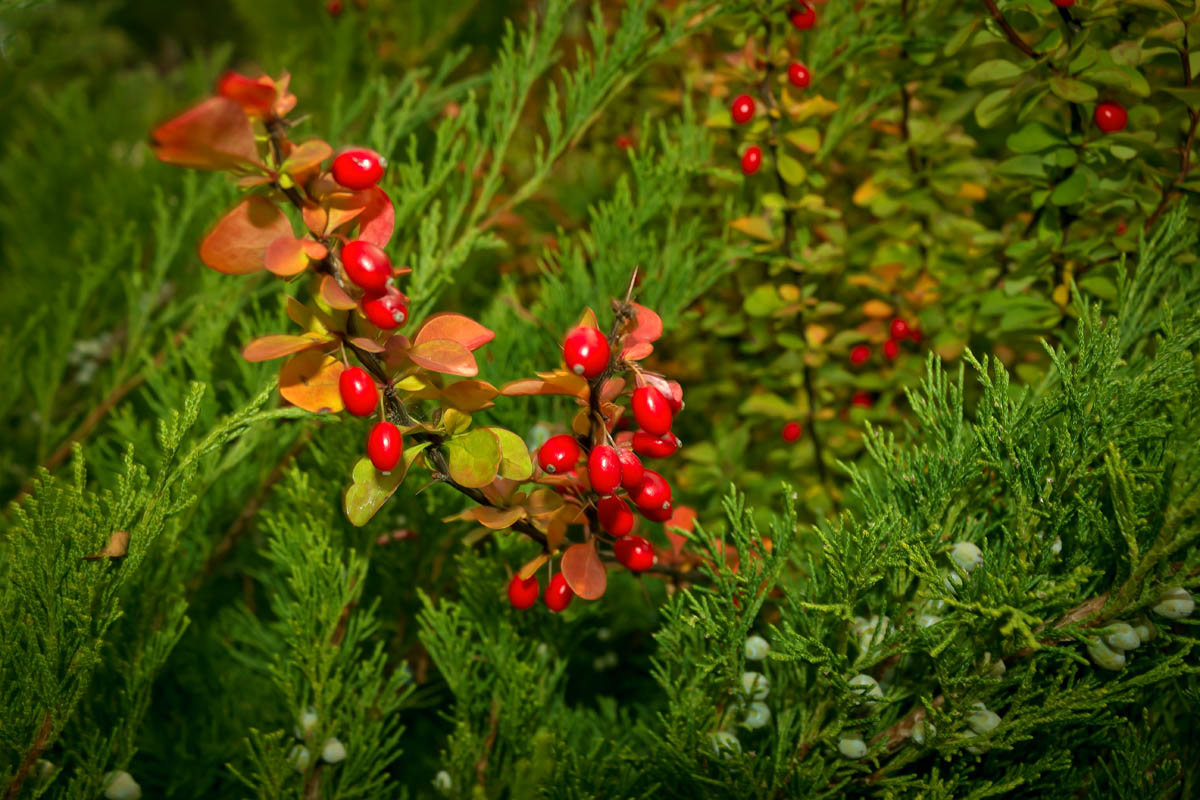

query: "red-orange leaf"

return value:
[279, 351, 346, 413]
[408, 339, 478, 377]
[621, 341, 653, 361]
[561, 541, 607, 600]
[348, 335, 385, 353]
[355, 187, 395, 248]
[216, 71, 277, 118]
[282, 139, 333, 174]
[242, 334, 327, 362]
[518, 553, 549, 581]
[441, 380, 499, 411]
[264, 236, 311, 277]
[320, 275, 358, 310]
[200, 197, 292, 275]
[500, 372, 588, 398]
[628, 302, 663, 343]
[415, 313, 495, 351]
[151, 97, 261, 171]
[473, 506, 525, 529]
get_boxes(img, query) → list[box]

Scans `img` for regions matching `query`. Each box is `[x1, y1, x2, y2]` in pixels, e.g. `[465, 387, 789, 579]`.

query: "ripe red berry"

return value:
[361, 291, 408, 330]
[633, 469, 672, 516]
[788, 62, 811, 89]
[326, 0, 344, 15]
[614, 536, 655, 572]
[617, 449, 644, 492]
[642, 501, 674, 523]
[367, 421, 403, 472]
[883, 339, 900, 361]
[544, 573, 574, 612]
[597, 496, 635, 537]
[338, 366, 377, 417]
[632, 386, 673, 436]
[331, 148, 386, 191]
[1094, 101, 1127, 134]
[782, 421, 802, 442]
[851, 391, 873, 408]
[563, 326, 610, 379]
[889, 318, 910, 340]
[508, 573, 540, 610]
[341, 240, 392, 294]
[731, 94, 756, 124]
[588, 445, 622, 495]
[1116, 220, 1128, 235]
[538, 434, 581, 475]
[633, 431, 680, 459]
[741, 146, 763, 175]
[909, 328, 923, 345]
[790, 3, 816, 29]
[1052, 0, 1074, 7]
[615, 134, 635, 149]
[849, 344, 871, 366]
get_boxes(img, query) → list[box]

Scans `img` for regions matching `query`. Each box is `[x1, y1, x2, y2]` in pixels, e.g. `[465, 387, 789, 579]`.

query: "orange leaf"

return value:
[279, 351, 346, 413]
[215, 71, 277, 117]
[519, 553, 549, 581]
[324, 190, 369, 233]
[621, 341, 653, 360]
[200, 197, 293, 275]
[473, 506, 525, 529]
[282, 139, 333, 174]
[628, 302, 663, 343]
[441, 380, 499, 411]
[666, 505, 697, 533]
[525, 489, 565, 516]
[575, 307, 600, 330]
[862, 299, 894, 318]
[408, 339, 478, 377]
[82, 530, 130, 561]
[355, 187, 395, 248]
[150, 97, 261, 171]
[561, 541, 607, 600]
[729, 216, 775, 241]
[348, 336, 385, 353]
[500, 373, 588, 398]
[415, 313, 495, 351]
[320, 275, 358, 310]
[264, 236, 312, 277]
[242, 334, 327, 362]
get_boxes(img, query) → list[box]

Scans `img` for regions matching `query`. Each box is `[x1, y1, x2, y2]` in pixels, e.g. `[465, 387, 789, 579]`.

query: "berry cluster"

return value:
[848, 316, 922, 368]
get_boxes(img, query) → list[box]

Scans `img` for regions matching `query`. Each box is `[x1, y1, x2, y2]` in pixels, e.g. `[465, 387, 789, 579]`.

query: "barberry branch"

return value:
[1145, 40, 1200, 230]
[981, 0, 1041, 63]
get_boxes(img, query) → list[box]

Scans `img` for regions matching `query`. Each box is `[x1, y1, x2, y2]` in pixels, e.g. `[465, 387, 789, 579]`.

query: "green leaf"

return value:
[1163, 87, 1200, 109]
[485, 427, 533, 481]
[343, 443, 430, 526]
[1050, 170, 1089, 206]
[444, 428, 502, 488]
[1109, 144, 1138, 161]
[975, 89, 1013, 128]
[944, 20, 977, 57]
[996, 155, 1046, 178]
[744, 284, 785, 317]
[784, 127, 821, 153]
[1049, 77, 1098, 103]
[778, 154, 807, 185]
[966, 59, 1023, 86]
[1006, 122, 1065, 154]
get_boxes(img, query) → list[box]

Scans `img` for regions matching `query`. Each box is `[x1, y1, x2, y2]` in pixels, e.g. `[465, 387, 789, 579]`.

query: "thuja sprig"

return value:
[151, 71, 707, 613]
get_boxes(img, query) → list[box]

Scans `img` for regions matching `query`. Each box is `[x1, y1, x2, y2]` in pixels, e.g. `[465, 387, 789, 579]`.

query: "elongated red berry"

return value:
[538, 434, 581, 475]
[563, 326, 610, 378]
[790, 3, 816, 29]
[633, 431, 680, 459]
[634, 469, 672, 515]
[889, 318, 910, 340]
[332, 148, 386, 190]
[362, 291, 408, 330]
[342, 240, 392, 294]
[851, 391, 873, 408]
[617, 449, 644, 492]
[1094, 102, 1127, 134]
[741, 146, 763, 175]
[849, 344, 871, 366]
[642, 500, 674, 523]
[1052, 0, 1074, 7]
[327, 0, 344, 15]
[782, 421, 802, 442]
[788, 63, 811, 89]
[508, 573, 540, 610]
[597, 496, 635, 537]
[339, 366, 377, 417]
[367, 421, 403, 472]
[615, 536, 655, 571]
[731, 94, 756, 124]
[544, 573, 574, 612]
[883, 339, 900, 360]
[632, 386, 673, 435]
[588, 445, 622, 495]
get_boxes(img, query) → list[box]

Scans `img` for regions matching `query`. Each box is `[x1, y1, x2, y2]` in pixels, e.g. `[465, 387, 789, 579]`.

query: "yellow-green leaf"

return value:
[729, 216, 775, 241]
[485, 427, 533, 481]
[777, 154, 807, 185]
[444, 428, 502, 488]
[343, 442, 430, 526]
[784, 127, 821, 153]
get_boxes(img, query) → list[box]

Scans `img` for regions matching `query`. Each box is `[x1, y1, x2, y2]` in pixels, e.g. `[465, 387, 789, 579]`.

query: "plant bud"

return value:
[848, 673, 883, 704]
[433, 770, 452, 792]
[1104, 622, 1141, 651]
[295, 706, 318, 739]
[744, 634, 770, 661]
[321, 737, 346, 763]
[911, 719, 935, 745]
[1132, 615, 1157, 644]
[966, 703, 1000, 734]
[853, 614, 890, 651]
[1051, 536, 1062, 555]
[982, 652, 1006, 677]
[289, 745, 311, 772]
[102, 771, 142, 800]
[743, 701, 771, 729]
[1086, 637, 1126, 671]
[741, 671, 770, 701]
[917, 613, 941, 628]
[963, 729, 986, 754]
[709, 730, 742, 757]
[838, 735, 867, 759]
[1153, 586, 1194, 619]
[950, 541, 983, 573]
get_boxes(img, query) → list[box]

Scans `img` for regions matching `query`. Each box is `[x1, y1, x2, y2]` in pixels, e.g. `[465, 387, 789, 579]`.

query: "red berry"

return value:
[597, 496, 635, 537]
[1116, 220, 1128, 235]
[538, 434, 581, 475]
[633, 431, 680, 459]
[367, 422, 403, 472]
[544, 573, 574, 612]
[361, 291, 408, 330]
[851, 391, 873, 408]
[741, 146, 763, 175]
[338, 366, 377, 417]
[327, 0, 344, 15]
[632, 386, 673, 436]
[331, 148, 386, 191]
[616, 134, 635, 149]
[588, 445, 622, 495]
[508, 573, 539, 610]
[883, 339, 900, 361]
[614, 536, 655, 572]
[889, 318, 910, 341]
[731, 94, 756, 124]
[633, 469, 672, 516]
[617, 449, 644, 492]
[341, 239, 392, 294]
[788, 62, 811, 89]
[790, 3, 816, 29]
[1052, 0, 1074, 7]
[782, 421, 802, 442]
[563, 326, 610, 379]
[642, 501, 674, 523]
[1094, 102, 1127, 134]
[849, 344, 871, 366]
[909, 328, 923, 345]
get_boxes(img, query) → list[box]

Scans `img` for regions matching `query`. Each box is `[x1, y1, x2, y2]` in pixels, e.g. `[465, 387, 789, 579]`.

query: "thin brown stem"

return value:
[5, 712, 53, 800]
[981, 0, 1040, 62]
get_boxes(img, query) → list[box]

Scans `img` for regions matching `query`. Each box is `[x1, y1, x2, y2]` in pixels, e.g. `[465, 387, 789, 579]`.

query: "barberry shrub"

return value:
[0, 1, 1198, 799]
